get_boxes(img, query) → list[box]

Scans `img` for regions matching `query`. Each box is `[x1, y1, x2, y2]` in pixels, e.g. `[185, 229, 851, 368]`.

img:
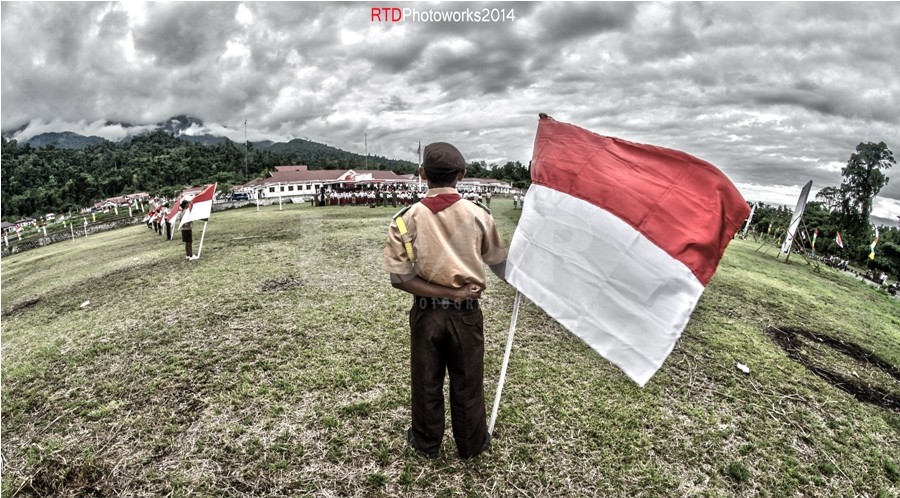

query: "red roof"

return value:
[274, 165, 309, 172]
[243, 168, 412, 187]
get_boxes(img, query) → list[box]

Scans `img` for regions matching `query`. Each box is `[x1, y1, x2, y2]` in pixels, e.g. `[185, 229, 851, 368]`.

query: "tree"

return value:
[814, 186, 843, 213]
[839, 142, 894, 248]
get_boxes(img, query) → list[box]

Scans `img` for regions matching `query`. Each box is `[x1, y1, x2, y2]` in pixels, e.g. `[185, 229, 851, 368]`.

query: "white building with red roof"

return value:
[239, 166, 417, 199]
[238, 165, 512, 198]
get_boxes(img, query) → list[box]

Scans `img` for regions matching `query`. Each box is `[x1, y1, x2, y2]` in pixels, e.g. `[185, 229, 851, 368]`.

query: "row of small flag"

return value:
[142, 183, 217, 229]
[801, 227, 879, 260]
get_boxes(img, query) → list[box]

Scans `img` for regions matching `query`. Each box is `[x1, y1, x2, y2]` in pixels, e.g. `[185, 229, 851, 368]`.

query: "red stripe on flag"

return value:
[190, 184, 216, 206]
[530, 116, 750, 286]
[166, 195, 182, 222]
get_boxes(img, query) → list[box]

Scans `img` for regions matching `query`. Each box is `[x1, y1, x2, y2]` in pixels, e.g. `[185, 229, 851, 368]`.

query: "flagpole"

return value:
[489, 290, 522, 435]
[196, 221, 209, 258]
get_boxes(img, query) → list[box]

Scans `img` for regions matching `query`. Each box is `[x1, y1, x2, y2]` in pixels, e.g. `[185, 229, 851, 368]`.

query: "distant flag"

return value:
[506, 115, 750, 386]
[179, 183, 218, 229]
[742, 202, 756, 237]
[801, 230, 808, 242]
[836, 231, 844, 249]
[780, 180, 813, 255]
[166, 195, 183, 223]
[811, 228, 818, 256]
[143, 207, 156, 223]
[869, 227, 880, 260]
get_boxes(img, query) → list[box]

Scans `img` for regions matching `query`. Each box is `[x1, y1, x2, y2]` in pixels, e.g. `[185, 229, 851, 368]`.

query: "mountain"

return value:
[4, 116, 417, 173]
[4, 115, 225, 149]
[24, 131, 109, 149]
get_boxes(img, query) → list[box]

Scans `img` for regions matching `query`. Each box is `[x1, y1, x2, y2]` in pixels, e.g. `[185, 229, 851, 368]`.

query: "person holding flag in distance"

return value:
[172, 198, 195, 260]
[173, 183, 218, 260]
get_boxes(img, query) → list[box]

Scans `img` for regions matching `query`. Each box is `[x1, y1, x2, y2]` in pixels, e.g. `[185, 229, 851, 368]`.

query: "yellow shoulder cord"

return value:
[394, 216, 416, 264]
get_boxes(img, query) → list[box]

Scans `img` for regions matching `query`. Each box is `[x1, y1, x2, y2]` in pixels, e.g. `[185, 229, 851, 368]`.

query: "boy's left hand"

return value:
[454, 284, 483, 302]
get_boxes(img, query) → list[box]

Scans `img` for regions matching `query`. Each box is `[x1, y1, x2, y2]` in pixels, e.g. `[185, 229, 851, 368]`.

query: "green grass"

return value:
[2, 199, 898, 497]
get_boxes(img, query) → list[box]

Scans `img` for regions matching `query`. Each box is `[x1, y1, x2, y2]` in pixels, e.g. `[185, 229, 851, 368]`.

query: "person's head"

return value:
[420, 142, 466, 187]
[180, 199, 190, 209]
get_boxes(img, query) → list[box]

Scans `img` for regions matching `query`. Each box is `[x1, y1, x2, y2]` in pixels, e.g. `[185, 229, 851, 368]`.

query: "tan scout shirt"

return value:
[383, 187, 507, 289]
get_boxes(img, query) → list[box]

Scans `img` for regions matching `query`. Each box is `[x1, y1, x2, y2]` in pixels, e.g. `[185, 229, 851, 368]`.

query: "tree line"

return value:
[2, 133, 894, 274]
[1, 132, 532, 220]
[745, 142, 897, 278]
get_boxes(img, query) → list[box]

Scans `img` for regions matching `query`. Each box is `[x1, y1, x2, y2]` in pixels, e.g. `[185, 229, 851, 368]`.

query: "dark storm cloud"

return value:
[381, 96, 411, 113]
[2, 1, 899, 221]
[531, 2, 637, 43]
[133, 3, 239, 66]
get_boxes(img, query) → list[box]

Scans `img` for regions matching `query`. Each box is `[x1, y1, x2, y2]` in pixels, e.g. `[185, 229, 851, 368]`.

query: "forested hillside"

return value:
[0, 132, 416, 218]
[1, 132, 533, 221]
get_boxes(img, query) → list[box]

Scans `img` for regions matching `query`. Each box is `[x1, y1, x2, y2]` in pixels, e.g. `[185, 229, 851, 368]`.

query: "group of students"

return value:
[512, 192, 524, 209]
[144, 198, 196, 260]
[315, 188, 420, 208]
[316, 187, 494, 209]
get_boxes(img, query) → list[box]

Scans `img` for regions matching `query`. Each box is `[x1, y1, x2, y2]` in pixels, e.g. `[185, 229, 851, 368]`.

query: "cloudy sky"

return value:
[2, 2, 899, 224]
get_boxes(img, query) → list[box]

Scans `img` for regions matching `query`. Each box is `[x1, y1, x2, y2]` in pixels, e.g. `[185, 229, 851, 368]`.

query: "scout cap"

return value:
[422, 142, 466, 185]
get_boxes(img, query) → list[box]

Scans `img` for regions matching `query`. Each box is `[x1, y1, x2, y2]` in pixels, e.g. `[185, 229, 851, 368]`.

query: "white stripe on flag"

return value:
[507, 184, 704, 386]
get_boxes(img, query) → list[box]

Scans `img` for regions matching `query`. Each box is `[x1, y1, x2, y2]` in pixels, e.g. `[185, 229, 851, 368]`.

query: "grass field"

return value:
[2, 199, 899, 497]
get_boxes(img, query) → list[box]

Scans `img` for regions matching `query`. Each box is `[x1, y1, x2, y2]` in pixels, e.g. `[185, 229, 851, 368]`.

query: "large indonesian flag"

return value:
[507, 116, 750, 386]
[179, 183, 217, 229]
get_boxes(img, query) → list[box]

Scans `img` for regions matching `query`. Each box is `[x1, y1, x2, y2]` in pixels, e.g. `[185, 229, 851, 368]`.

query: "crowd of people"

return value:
[313, 186, 501, 209]
[143, 197, 197, 260]
[144, 199, 173, 239]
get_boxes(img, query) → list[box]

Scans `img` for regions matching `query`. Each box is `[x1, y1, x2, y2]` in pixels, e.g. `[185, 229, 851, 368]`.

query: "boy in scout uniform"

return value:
[383, 142, 507, 460]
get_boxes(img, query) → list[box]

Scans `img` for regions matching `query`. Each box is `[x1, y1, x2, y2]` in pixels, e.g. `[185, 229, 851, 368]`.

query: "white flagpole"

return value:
[196, 221, 209, 258]
[742, 202, 756, 237]
[489, 290, 522, 435]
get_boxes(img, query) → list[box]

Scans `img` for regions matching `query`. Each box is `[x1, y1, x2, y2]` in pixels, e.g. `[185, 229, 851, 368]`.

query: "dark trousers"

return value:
[409, 297, 487, 458]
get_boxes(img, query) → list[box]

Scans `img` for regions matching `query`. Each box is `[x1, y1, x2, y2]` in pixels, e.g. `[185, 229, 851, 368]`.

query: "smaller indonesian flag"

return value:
[166, 195, 183, 223]
[179, 183, 217, 229]
[869, 227, 880, 260]
[835, 231, 844, 249]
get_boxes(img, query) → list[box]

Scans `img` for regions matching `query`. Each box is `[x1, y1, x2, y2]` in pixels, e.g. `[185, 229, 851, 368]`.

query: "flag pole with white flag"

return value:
[779, 180, 813, 262]
[179, 183, 217, 258]
[496, 115, 750, 417]
[742, 202, 756, 237]
[869, 226, 880, 260]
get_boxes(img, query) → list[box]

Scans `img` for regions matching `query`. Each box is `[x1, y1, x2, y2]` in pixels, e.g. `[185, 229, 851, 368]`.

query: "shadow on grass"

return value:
[765, 325, 900, 411]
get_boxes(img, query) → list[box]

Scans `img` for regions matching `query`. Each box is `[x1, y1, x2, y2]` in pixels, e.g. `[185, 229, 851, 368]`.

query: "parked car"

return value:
[231, 193, 251, 201]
